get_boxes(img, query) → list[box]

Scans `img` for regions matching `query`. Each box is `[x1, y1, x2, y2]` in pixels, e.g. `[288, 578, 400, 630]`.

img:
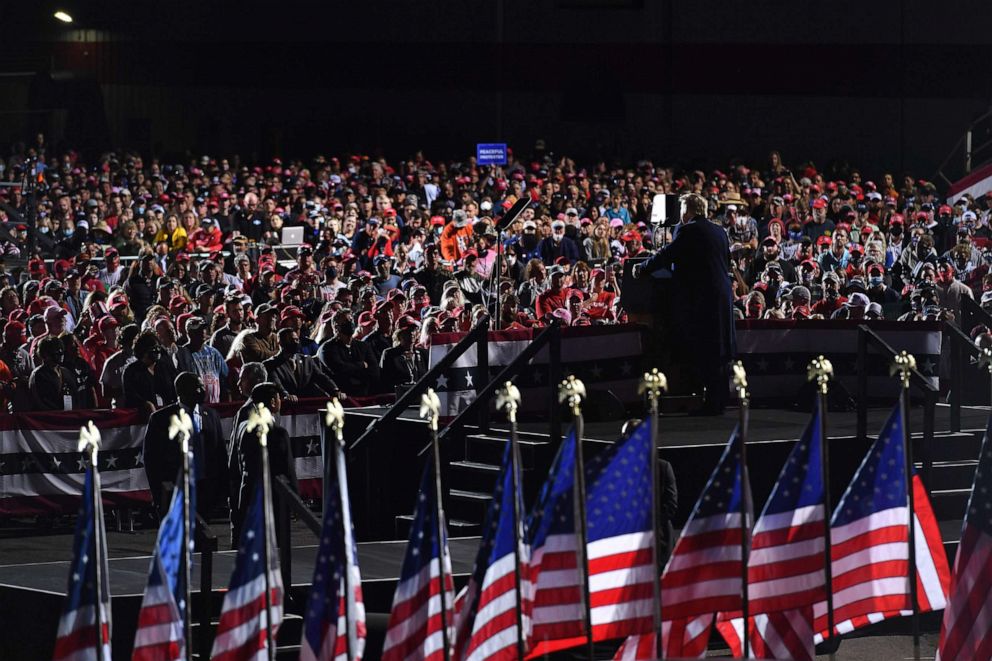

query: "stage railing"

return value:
[342, 316, 491, 533]
[856, 324, 937, 488]
[945, 321, 985, 433]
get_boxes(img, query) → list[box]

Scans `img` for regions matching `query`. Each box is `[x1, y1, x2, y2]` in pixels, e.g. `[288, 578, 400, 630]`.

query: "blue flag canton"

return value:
[967, 419, 992, 536]
[231, 486, 270, 590]
[763, 405, 824, 517]
[833, 404, 907, 527]
[65, 469, 99, 610]
[157, 479, 193, 615]
[528, 430, 577, 549]
[692, 428, 747, 520]
[490, 445, 526, 565]
[586, 418, 653, 542]
[399, 463, 443, 582]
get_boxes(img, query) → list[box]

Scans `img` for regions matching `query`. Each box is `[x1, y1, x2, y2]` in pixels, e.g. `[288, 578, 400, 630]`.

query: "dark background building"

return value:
[1, 0, 991, 179]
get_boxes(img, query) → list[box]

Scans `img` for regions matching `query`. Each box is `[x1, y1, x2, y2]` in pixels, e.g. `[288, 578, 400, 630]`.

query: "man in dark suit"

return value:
[264, 328, 340, 398]
[636, 193, 735, 414]
[622, 419, 678, 566]
[231, 382, 298, 545]
[142, 372, 227, 517]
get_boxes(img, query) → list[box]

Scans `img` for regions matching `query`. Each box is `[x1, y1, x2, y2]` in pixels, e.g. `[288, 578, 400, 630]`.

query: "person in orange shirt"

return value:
[440, 210, 474, 263]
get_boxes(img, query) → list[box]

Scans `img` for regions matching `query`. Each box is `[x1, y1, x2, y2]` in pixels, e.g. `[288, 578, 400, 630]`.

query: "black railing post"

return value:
[950, 327, 962, 433]
[196, 517, 217, 658]
[922, 392, 935, 494]
[477, 317, 491, 434]
[549, 323, 562, 446]
[278, 490, 291, 595]
[857, 326, 868, 441]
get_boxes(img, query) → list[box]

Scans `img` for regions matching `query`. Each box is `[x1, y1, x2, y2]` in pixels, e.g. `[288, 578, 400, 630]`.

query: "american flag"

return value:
[938, 417, 992, 660]
[527, 420, 658, 657]
[210, 485, 284, 661]
[381, 462, 454, 661]
[716, 403, 826, 660]
[301, 446, 366, 661]
[452, 442, 532, 661]
[812, 401, 950, 640]
[132, 467, 196, 661]
[53, 467, 112, 661]
[661, 427, 751, 620]
[611, 615, 714, 660]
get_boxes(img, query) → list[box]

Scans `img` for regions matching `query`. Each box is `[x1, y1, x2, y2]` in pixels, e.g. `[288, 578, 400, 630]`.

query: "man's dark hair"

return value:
[250, 381, 283, 406]
[119, 324, 140, 353]
[39, 335, 64, 360]
[132, 329, 160, 359]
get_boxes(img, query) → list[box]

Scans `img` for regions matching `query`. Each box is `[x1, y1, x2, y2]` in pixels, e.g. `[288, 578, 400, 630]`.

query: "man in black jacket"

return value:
[231, 382, 298, 545]
[28, 336, 78, 411]
[318, 310, 379, 396]
[122, 331, 177, 414]
[264, 328, 341, 399]
[636, 193, 735, 414]
[142, 372, 227, 517]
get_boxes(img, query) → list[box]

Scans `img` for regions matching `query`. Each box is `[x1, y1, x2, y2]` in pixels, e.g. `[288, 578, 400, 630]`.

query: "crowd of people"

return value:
[0, 137, 990, 415]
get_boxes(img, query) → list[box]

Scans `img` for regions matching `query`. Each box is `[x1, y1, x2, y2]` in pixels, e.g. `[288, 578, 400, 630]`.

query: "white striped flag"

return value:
[937, 417, 992, 660]
[812, 401, 950, 641]
[209, 485, 283, 660]
[452, 442, 532, 661]
[381, 462, 454, 661]
[661, 427, 752, 620]
[611, 615, 714, 660]
[53, 466, 112, 661]
[716, 401, 826, 660]
[526, 420, 659, 656]
[132, 465, 196, 661]
[301, 442, 367, 661]
[612, 427, 751, 660]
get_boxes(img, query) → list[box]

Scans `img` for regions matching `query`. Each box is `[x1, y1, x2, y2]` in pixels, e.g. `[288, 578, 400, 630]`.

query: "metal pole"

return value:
[549, 325, 562, 445]
[422, 390, 452, 661]
[89, 442, 107, 661]
[857, 328, 868, 441]
[732, 362, 751, 659]
[893, 352, 920, 660]
[497, 382, 527, 660]
[808, 357, 836, 659]
[640, 369, 668, 660]
[325, 398, 357, 661]
[559, 376, 593, 657]
[180, 428, 194, 661]
[249, 405, 277, 661]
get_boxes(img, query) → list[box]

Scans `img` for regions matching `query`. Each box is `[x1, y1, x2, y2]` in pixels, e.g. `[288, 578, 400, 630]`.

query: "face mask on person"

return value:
[788, 230, 803, 241]
[64, 229, 74, 238]
[325, 267, 338, 280]
[338, 321, 355, 336]
[39, 227, 50, 234]
[283, 341, 300, 355]
[869, 276, 884, 288]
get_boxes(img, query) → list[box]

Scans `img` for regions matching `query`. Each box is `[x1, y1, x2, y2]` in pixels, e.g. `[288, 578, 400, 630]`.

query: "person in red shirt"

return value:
[535, 268, 571, 319]
[83, 315, 119, 377]
[582, 268, 617, 321]
[811, 272, 848, 317]
[188, 218, 223, 252]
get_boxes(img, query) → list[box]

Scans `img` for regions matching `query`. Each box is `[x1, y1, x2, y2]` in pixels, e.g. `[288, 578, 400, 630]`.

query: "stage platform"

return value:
[349, 401, 992, 447]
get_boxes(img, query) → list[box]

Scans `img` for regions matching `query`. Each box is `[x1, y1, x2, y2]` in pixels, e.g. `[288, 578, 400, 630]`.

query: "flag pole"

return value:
[248, 404, 278, 661]
[79, 421, 107, 661]
[982, 347, 992, 408]
[807, 356, 836, 660]
[731, 361, 751, 660]
[325, 399, 356, 661]
[559, 375, 594, 659]
[420, 389, 452, 661]
[496, 381, 527, 661]
[892, 351, 920, 660]
[169, 410, 195, 661]
[640, 368, 668, 661]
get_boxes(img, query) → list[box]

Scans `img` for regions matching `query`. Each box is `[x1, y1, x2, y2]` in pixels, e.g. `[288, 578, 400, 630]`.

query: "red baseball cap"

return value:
[812, 199, 828, 210]
[280, 305, 306, 322]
